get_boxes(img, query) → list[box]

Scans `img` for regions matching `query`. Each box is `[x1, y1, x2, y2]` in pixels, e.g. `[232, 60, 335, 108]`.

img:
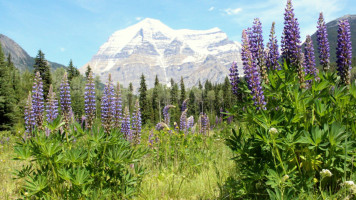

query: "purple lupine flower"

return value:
[60, 72, 72, 129]
[163, 105, 175, 126]
[304, 35, 319, 85]
[46, 84, 58, 123]
[229, 62, 240, 97]
[155, 122, 165, 131]
[131, 100, 141, 144]
[181, 98, 189, 112]
[250, 18, 268, 83]
[24, 92, 35, 133]
[266, 22, 281, 70]
[32, 71, 44, 129]
[317, 12, 330, 71]
[199, 113, 209, 135]
[187, 116, 194, 130]
[84, 72, 96, 129]
[242, 30, 266, 110]
[122, 107, 132, 141]
[336, 19, 352, 85]
[114, 82, 122, 129]
[227, 115, 233, 124]
[180, 109, 188, 133]
[281, 0, 301, 67]
[101, 74, 116, 133]
[148, 129, 159, 148]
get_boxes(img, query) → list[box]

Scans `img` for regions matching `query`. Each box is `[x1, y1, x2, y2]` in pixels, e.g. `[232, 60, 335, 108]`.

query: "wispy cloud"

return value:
[224, 7, 242, 15]
[208, 6, 214, 11]
[60, 47, 66, 52]
[135, 17, 142, 21]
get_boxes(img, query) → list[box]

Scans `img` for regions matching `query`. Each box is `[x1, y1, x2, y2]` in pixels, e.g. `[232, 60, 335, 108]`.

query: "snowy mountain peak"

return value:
[81, 19, 242, 88]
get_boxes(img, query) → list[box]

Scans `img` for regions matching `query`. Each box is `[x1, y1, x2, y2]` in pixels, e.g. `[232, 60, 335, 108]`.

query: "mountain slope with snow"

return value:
[80, 18, 242, 88]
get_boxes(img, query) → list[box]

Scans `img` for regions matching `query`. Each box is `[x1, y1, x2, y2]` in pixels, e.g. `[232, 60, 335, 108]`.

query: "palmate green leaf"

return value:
[64, 148, 87, 164]
[313, 79, 329, 92]
[58, 168, 71, 181]
[328, 122, 346, 147]
[70, 167, 93, 186]
[13, 164, 33, 179]
[349, 81, 356, 99]
[24, 175, 48, 196]
[14, 145, 31, 160]
[40, 140, 62, 158]
[46, 116, 64, 132]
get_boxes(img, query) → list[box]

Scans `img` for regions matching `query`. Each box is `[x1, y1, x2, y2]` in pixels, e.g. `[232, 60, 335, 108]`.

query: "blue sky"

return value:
[0, 0, 354, 68]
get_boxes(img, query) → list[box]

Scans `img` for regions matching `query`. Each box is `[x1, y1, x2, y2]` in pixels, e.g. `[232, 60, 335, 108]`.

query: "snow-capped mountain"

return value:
[80, 18, 242, 88]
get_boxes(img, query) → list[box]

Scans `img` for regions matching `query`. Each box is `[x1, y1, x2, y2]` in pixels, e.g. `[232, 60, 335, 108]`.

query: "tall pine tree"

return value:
[139, 74, 150, 125]
[170, 78, 178, 105]
[33, 50, 52, 98]
[67, 59, 80, 81]
[152, 75, 159, 123]
[128, 82, 134, 113]
[180, 76, 186, 105]
[85, 65, 92, 79]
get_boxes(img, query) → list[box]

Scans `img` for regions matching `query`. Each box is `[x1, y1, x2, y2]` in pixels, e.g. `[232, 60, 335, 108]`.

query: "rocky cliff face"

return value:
[0, 34, 65, 71]
[80, 18, 242, 88]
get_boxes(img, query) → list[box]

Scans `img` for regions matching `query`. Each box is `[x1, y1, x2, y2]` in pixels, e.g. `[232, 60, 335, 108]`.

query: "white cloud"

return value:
[224, 7, 242, 15]
[135, 17, 142, 21]
[208, 6, 214, 11]
[60, 47, 66, 52]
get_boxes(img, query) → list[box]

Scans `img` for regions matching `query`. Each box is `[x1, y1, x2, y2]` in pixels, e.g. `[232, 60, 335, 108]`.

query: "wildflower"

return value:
[131, 100, 141, 144]
[101, 74, 115, 133]
[282, 175, 289, 182]
[32, 71, 44, 129]
[336, 19, 352, 85]
[46, 84, 58, 123]
[114, 82, 122, 129]
[343, 181, 356, 188]
[60, 72, 72, 129]
[199, 113, 210, 135]
[24, 92, 35, 133]
[266, 22, 281, 70]
[229, 62, 240, 97]
[281, 0, 301, 66]
[187, 116, 194, 130]
[317, 12, 330, 71]
[320, 169, 332, 177]
[181, 99, 189, 112]
[163, 105, 175, 126]
[242, 29, 266, 110]
[155, 122, 168, 131]
[84, 72, 96, 129]
[250, 18, 268, 83]
[304, 35, 319, 84]
[122, 107, 131, 141]
[180, 109, 188, 133]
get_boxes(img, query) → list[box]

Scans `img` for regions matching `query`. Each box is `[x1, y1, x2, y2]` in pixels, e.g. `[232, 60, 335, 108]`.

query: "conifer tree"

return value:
[33, 50, 52, 98]
[85, 65, 92, 79]
[188, 90, 196, 117]
[139, 74, 150, 124]
[128, 82, 134, 112]
[170, 78, 178, 105]
[222, 76, 232, 110]
[152, 75, 159, 123]
[180, 76, 186, 105]
[67, 59, 80, 81]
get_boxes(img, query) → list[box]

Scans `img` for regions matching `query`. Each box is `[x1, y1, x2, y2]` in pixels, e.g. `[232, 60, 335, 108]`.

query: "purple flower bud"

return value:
[180, 109, 188, 134]
[317, 12, 330, 71]
[229, 62, 240, 97]
[131, 100, 141, 144]
[32, 71, 44, 129]
[181, 98, 189, 112]
[122, 107, 131, 141]
[281, 0, 301, 66]
[114, 82, 122, 129]
[199, 112, 209, 135]
[101, 74, 115, 133]
[84, 72, 96, 129]
[187, 116, 194, 130]
[266, 22, 281, 70]
[163, 105, 175, 126]
[304, 35, 319, 85]
[46, 84, 58, 123]
[336, 19, 352, 85]
[60, 72, 72, 129]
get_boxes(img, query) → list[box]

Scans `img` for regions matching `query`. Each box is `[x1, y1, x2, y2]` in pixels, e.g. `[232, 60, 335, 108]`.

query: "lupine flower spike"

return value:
[304, 35, 319, 86]
[317, 13, 330, 71]
[199, 113, 209, 135]
[181, 98, 189, 112]
[266, 22, 281, 70]
[229, 62, 240, 97]
[242, 30, 266, 110]
[281, 0, 301, 67]
[24, 92, 35, 134]
[336, 19, 352, 85]
[187, 116, 194, 130]
[131, 100, 141, 144]
[180, 109, 188, 133]
[101, 74, 116, 133]
[163, 105, 175, 126]
[84, 72, 96, 129]
[114, 82, 122, 130]
[60, 72, 72, 129]
[250, 18, 268, 83]
[122, 107, 132, 141]
[46, 84, 58, 123]
[32, 71, 44, 130]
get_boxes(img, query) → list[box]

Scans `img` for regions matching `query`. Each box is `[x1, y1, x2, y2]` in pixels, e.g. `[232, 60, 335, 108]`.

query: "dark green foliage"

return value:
[33, 50, 52, 98]
[128, 82, 134, 113]
[70, 76, 85, 119]
[170, 78, 178, 105]
[85, 65, 92, 79]
[151, 75, 159, 122]
[14, 121, 146, 199]
[67, 59, 80, 81]
[180, 76, 186, 105]
[188, 90, 196, 116]
[139, 74, 150, 125]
